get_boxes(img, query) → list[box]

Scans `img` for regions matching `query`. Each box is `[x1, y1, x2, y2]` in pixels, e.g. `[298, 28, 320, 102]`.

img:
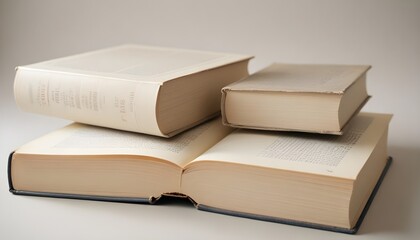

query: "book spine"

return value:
[14, 67, 164, 136]
[220, 87, 230, 126]
[7, 151, 15, 192]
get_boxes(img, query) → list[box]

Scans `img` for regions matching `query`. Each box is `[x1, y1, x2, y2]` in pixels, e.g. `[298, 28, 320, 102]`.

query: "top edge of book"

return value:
[223, 63, 371, 94]
[17, 44, 253, 84]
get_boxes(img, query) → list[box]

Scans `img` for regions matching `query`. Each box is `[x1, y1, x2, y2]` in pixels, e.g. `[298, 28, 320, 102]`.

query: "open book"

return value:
[9, 113, 391, 233]
[14, 45, 252, 137]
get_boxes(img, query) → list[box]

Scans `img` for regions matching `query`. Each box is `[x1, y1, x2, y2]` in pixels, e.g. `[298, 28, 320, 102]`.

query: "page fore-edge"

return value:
[7, 151, 151, 204]
[221, 91, 371, 135]
[198, 157, 392, 234]
[8, 151, 392, 233]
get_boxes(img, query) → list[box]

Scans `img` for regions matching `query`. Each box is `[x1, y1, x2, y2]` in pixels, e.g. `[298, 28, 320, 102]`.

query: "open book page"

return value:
[193, 113, 391, 179]
[15, 117, 233, 167]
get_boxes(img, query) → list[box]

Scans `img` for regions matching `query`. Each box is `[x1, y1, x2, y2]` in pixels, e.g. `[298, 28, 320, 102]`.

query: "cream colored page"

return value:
[225, 63, 370, 93]
[14, 68, 162, 136]
[16, 118, 233, 167]
[194, 113, 391, 179]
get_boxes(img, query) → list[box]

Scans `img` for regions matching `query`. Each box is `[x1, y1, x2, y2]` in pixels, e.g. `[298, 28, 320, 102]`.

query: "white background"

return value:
[1, 0, 419, 239]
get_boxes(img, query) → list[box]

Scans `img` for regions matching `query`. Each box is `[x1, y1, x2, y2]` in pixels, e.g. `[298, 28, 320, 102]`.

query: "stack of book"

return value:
[8, 45, 392, 234]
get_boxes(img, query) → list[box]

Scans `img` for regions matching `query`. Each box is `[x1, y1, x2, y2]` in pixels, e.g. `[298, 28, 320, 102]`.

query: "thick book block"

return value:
[197, 157, 391, 234]
[8, 113, 392, 233]
[8, 152, 392, 234]
[14, 45, 252, 137]
[221, 63, 371, 134]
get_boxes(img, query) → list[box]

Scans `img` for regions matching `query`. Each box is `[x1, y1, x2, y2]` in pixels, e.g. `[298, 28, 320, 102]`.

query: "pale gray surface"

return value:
[1, 0, 419, 239]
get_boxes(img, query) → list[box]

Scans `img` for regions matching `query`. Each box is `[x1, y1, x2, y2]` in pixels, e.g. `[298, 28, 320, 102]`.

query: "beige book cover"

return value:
[224, 63, 370, 93]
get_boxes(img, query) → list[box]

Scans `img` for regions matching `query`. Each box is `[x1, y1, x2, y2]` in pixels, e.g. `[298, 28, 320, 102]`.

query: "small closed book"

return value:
[14, 45, 252, 137]
[221, 63, 371, 134]
[9, 113, 391, 233]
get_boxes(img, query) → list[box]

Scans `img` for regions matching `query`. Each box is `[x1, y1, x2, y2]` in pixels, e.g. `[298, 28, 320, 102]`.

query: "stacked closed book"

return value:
[14, 45, 252, 137]
[221, 63, 371, 134]
[9, 45, 392, 234]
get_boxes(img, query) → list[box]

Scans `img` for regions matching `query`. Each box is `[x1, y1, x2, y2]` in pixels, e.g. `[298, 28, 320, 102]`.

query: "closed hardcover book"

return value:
[14, 45, 252, 137]
[221, 63, 371, 134]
